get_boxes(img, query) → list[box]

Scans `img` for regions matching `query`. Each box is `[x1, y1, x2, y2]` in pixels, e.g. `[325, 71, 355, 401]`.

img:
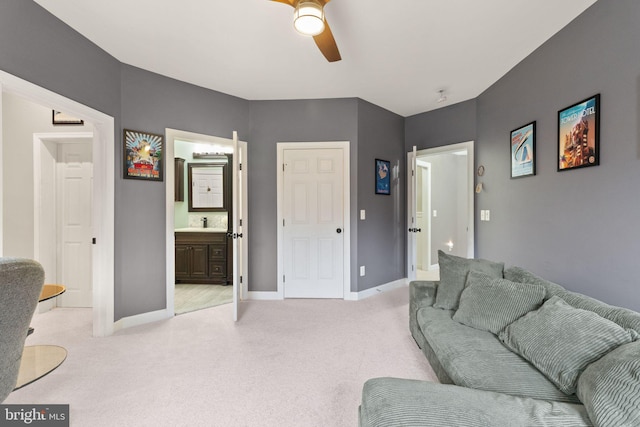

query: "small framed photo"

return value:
[558, 94, 600, 171]
[123, 129, 163, 181]
[375, 159, 391, 195]
[52, 110, 84, 125]
[510, 121, 536, 178]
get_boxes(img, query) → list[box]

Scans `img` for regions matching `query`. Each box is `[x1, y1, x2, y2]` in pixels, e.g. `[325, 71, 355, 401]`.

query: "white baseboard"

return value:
[113, 309, 171, 332]
[246, 291, 283, 300]
[345, 278, 408, 301]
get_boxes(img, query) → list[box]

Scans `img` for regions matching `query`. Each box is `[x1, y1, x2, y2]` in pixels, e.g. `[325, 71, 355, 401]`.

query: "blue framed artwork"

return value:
[375, 159, 391, 195]
[510, 121, 536, 178]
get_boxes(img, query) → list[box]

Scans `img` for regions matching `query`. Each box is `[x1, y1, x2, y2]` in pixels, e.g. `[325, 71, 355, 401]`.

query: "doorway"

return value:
[34, 133, 93, 309]
[407, 141, 475, 282]
[165, 128, 248, 320]
[0, 70, 115, 337]
[277, 141, 351, 299]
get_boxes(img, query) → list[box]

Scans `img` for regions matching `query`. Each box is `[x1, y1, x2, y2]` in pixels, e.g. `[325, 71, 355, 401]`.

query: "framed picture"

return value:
[375, 159, 391, 195]
[52, 110, 84, 125]
[510, 121, 536, 178]
[558, 94, 600, 171]
[123, 129, 163, 181]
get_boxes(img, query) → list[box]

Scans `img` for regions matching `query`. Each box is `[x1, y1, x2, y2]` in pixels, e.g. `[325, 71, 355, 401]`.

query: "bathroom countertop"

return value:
[174, 227, 228, 233]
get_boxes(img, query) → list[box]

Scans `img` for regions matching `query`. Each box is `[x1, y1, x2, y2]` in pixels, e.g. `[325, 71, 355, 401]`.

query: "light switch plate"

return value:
[360, 210, 366, 220]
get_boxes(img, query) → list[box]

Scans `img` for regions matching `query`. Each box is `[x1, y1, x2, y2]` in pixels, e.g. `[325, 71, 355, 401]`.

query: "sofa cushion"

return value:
[360, 377, 592, 427]
[499, 296, 637, 395]
[577, 341, 640, 427]
[453, 271, 545, 334]
[416, 306, 579, 403]
[434, 251, 504, 310]
[504, 267, 640, 334]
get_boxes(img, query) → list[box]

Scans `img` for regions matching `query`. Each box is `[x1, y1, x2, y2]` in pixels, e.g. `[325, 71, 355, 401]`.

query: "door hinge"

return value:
[283, 275, 285, 283]
[239, 219, 243, 227]
[239, 163, 242, 171]
[283, 219, 285, 227]
[92, 237, 96, 244]
[283, 163, 285, 172]
[240, 276, 243, 284]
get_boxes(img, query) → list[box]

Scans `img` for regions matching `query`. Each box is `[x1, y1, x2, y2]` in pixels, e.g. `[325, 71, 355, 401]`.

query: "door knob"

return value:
[336, 228, 342, 234]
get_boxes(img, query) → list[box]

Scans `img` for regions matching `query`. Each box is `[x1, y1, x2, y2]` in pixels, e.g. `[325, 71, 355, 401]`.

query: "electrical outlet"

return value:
[486, 210, 491, 221]
[360, 210, 366, 220]
[360, 266, 365, 276]
[433, 210, 437, 217]
[480, 210, 486, 221]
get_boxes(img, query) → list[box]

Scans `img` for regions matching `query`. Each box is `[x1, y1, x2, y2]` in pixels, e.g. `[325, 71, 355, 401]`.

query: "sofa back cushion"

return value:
[452, 271, 545, 334]
[498, 296, 637, 395]
[504, 266, 640, 334]
[577, 341, 640, 427]
[434, 251, 504, 310]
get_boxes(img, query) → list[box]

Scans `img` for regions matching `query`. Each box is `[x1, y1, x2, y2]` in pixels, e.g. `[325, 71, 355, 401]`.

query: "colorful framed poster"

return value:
[123, 129, 163, 181]
[375, 159, 391, 195]
[52, 110, 84, 125]
[510, 121, 536, 178]
[558, 94, 600, 171]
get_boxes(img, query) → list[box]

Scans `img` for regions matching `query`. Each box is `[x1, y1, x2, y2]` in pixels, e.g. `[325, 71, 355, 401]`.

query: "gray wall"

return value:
[356, 99, 406, 290]
[405, 100, 477, 151]
[0, 0, 121, 118]
[118, 65, 250, 319]
[474, 0, 640, 310]
[404, 1, 640, 311]
[248, 98, 359, 291]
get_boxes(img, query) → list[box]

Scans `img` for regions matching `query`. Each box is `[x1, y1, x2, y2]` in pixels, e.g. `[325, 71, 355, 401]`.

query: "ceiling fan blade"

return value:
[313, 19, 341, 62]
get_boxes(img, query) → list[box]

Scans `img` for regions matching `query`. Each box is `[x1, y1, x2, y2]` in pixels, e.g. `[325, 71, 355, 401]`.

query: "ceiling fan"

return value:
[272, 0, 342, 62]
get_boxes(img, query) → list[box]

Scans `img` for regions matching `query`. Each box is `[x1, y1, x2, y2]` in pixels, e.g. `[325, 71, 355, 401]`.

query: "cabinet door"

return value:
[190, 244, 209, 278]
[175, 244, 190, 278]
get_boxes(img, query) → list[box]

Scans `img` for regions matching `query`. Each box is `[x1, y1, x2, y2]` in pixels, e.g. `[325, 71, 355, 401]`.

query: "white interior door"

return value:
[283, 148, 344, 298]
[57, 142, 93, 307]
[231, 131, 248, 321]
[407, 146, 418, 281]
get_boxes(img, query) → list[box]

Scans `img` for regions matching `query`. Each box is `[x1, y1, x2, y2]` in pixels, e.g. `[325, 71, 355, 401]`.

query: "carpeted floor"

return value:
[6, 286, 437, 426]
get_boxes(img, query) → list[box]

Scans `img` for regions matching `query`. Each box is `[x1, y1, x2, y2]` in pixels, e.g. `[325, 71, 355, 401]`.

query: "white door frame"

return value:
[416, 159, 432, 270]
[0, 70, 115, 337]
[407, 141, 475, 280]
[276, 141, 351, 299]
[33, 132, 93, 311]
[165, 128, 249, 318]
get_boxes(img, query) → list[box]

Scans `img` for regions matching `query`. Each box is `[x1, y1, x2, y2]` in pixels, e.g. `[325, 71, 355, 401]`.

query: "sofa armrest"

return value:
[409, 281, 438, 347]
[359, 378, 591, 427]
[410, 280, 438, 308]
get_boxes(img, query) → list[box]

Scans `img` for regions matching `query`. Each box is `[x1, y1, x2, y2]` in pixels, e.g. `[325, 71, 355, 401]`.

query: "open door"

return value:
[407, 146, 418, 281]
[231, 131, 248, 321]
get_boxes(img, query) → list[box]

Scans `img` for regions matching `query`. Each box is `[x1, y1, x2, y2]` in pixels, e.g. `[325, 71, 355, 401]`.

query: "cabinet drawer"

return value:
[209, 262, 226, 278]
[209, 244, 226, 260]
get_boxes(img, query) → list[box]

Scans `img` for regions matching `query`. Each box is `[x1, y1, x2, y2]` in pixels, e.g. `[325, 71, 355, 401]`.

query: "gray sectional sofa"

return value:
[359, 252, 640, 427]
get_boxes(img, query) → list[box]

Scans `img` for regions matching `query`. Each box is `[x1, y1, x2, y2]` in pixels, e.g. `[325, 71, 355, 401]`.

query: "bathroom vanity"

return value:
[174, 229, 231, 285]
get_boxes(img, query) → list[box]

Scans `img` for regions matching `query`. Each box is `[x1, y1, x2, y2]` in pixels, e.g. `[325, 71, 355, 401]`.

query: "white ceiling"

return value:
[34, 0, 597, 117]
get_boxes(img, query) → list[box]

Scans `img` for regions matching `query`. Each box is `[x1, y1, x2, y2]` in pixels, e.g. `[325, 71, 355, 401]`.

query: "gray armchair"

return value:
[0, 258, 44, 402]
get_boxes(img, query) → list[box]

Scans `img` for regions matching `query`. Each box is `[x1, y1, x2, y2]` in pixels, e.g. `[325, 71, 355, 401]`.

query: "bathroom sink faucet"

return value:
[201, 217, 208, 228]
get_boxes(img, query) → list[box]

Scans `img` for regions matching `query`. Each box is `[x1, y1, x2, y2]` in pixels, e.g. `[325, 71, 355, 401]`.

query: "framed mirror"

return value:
[188, 159, 229, 212]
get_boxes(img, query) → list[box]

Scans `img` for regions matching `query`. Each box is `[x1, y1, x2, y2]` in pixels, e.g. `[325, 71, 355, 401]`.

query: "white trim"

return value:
[0, 70, 115, 337]
[345, 278, 408, 301]
[0, 82, 3, 256]
[33, 132, 93, 313]
[165, 128, 249, 318]
[276, 141, 351, 300]
[245, 291, 283, 301]
[411, 141, 475, 260]
[113, 309, 171, 332]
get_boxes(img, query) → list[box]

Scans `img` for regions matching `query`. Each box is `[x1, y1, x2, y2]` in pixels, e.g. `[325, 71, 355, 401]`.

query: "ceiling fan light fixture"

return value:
[294, 0, 325, 36]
